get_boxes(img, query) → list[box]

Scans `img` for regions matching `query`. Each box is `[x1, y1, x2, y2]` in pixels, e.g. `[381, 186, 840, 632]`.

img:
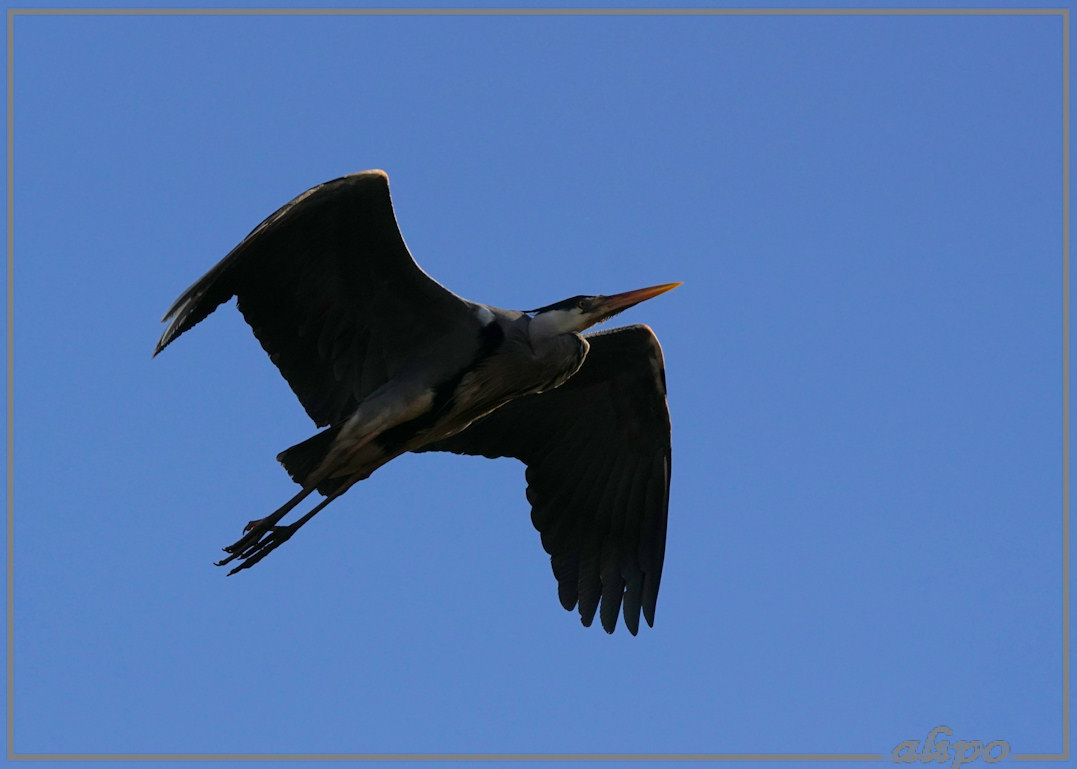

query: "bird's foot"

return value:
[215, 520, 299, 575]
[213, 482, 343, 576]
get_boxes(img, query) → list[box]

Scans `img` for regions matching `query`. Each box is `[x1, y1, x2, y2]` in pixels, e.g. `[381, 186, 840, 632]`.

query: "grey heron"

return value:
[155, 170, 678, 634]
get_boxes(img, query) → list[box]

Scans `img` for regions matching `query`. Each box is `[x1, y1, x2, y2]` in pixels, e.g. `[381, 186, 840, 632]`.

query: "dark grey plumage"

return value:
[155, 170, 676, 634]
[156, 172, 485, 429]
[422, 325, 670, 634]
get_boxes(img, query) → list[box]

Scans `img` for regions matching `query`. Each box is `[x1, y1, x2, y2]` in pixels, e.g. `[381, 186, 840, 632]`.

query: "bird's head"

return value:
[527, 282, 681, 339]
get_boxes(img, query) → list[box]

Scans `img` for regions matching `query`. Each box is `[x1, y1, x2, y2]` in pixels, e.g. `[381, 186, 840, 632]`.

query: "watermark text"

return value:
[892, 726, 1010, 768]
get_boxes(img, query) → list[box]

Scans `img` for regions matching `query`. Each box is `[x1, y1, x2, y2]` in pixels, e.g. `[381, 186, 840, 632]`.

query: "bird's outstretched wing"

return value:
[155, 170, 484, 428]
[421, 325, 671, 634]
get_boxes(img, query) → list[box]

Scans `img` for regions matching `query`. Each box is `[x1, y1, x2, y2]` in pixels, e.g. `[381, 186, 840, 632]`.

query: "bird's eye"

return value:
[577, 299, 588, 310]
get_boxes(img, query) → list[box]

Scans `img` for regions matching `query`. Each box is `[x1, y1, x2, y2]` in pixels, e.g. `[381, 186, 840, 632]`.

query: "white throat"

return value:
[528, 308, 584, 344]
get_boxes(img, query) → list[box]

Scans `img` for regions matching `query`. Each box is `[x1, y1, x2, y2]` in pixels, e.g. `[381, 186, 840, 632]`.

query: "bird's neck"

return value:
[526, 324, 590, 392]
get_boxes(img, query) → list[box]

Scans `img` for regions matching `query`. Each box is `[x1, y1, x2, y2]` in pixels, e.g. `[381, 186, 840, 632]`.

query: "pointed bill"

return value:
[597, 282, 682, 314]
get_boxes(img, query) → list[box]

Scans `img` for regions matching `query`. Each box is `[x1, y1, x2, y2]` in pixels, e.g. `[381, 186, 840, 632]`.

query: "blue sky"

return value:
[5, 4, 1070, 768]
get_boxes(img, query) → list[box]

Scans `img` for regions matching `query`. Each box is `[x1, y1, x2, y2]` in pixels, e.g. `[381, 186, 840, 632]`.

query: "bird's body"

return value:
[155, 170, 677, 634]
[278, 304, 587, 495]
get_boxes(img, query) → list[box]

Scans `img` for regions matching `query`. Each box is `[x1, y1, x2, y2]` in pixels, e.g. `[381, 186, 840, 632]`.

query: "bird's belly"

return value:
[318, 385, 437, 480]
[329, 344, 582, 473]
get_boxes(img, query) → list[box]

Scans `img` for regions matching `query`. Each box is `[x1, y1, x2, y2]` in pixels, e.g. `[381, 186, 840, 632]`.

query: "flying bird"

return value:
[154, 170, 678, 634]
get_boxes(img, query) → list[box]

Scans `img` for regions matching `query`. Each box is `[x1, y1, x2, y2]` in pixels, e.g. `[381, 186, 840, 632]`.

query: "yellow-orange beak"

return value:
[595, 282, 682, 315]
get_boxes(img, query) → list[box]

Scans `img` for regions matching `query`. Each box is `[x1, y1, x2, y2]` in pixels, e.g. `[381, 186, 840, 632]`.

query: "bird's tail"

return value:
[277, 425, 347, 495]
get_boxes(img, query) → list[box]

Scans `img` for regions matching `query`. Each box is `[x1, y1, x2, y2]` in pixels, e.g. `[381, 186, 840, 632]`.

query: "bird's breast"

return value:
[439, 332, 588, 429]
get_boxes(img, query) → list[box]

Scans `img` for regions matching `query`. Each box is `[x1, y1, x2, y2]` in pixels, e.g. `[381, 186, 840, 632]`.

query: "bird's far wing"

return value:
[420, 325, 672, 635]
[155, 171, 483, 428]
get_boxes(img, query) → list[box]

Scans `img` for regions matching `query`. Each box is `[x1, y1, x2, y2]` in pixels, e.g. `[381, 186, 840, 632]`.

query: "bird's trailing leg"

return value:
[214, 483, 317, 568]
[215, 476, 361, 575]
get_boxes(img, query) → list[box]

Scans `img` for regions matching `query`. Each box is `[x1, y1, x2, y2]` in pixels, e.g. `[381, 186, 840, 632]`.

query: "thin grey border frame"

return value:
[4, 5, 1068, 762]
